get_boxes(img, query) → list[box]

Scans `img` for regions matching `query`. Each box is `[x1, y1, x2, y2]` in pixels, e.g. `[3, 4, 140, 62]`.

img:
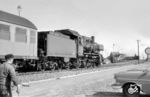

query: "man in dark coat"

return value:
[0, 54, 20, 97]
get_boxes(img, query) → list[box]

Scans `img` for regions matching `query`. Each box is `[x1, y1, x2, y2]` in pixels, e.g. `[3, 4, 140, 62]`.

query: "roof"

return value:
[0, 10, 37, 30]
[55, 29, 80, 37]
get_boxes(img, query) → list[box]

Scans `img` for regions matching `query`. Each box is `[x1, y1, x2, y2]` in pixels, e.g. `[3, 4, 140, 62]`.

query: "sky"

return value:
[1, 0, 150, 58]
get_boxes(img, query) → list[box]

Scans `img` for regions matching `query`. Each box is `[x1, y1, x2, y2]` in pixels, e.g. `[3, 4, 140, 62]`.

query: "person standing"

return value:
[0, 54, 21, 97]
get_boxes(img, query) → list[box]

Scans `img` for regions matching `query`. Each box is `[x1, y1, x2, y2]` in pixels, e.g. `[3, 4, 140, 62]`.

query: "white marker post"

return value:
[145, 47, 150, 61]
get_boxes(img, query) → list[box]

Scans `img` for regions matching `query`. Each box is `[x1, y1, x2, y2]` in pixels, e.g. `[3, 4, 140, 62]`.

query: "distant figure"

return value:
[38, 49, 45, 57]
[0, 54, 20, 97]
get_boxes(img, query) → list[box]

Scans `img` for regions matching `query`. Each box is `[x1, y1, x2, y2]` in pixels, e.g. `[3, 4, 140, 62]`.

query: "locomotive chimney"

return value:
[91, 36, 95, 43]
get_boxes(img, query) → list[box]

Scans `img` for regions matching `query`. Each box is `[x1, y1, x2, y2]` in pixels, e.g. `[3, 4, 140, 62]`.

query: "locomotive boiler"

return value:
[78, 36, 104, 68]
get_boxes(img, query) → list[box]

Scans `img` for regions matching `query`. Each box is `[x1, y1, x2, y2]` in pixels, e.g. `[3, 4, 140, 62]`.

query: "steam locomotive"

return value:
[0, 10, 104, 71]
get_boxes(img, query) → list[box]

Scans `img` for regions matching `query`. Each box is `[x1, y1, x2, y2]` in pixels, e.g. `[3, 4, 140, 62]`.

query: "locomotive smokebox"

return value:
[91, 36, 95, 43]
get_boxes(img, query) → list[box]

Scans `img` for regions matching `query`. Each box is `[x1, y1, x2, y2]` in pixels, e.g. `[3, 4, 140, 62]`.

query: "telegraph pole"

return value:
[137, 40, 140, 64]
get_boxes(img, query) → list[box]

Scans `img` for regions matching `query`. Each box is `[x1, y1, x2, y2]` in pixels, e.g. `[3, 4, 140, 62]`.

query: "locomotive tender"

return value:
[0, 10, 104, 71]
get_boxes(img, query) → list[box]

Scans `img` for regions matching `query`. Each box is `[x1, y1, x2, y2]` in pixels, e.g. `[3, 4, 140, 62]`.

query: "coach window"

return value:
[0, 23, 10, 40]
[30, 30, 36, 43]
[15, 27, 27, 43]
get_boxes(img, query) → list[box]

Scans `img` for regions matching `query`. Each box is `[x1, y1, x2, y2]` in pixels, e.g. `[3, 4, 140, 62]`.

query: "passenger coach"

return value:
[0, 10, 37, 64]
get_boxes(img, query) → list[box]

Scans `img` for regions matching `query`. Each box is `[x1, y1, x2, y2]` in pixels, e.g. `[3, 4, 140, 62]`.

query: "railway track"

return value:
[17, 60, 141, 76]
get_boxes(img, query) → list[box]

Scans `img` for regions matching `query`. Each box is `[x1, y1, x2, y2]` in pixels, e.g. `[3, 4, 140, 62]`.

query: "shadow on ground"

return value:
[86, 91, 149, 97]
